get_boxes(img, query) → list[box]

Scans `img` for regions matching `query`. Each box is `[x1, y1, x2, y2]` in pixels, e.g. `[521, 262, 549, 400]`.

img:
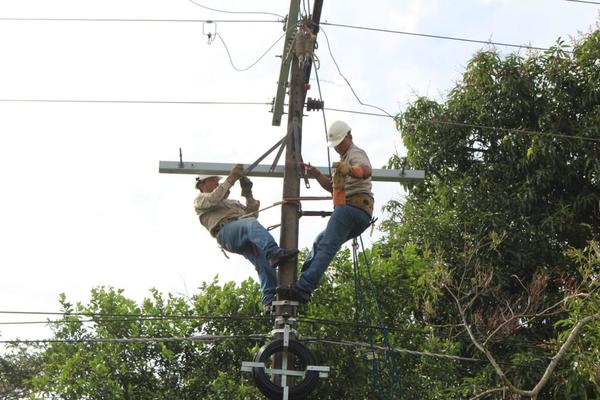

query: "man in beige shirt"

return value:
[194, 164, 297, 313]
[277, 121, 374, 303]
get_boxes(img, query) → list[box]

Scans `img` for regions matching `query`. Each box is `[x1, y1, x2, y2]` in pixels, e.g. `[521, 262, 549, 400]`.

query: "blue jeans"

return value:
[297, 205, 372, 293]
[216, 218, 280, 305]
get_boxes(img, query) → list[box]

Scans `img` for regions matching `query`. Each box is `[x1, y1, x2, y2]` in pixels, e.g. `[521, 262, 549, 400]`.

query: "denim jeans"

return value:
[216, 218, 280, 305]
[297, 205, 372, 293]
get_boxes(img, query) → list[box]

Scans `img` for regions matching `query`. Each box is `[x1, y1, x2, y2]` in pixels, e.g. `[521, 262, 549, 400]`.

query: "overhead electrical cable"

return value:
[0, 99, 595, 143]
[0, 335, 525, 366]
[0, 99, 270, 106]
[323, 107, 599, 143]
[216, 30, 286, 72]
[0, 17, 281, 23]
[187, 0, 284, 19]
[320, 27, 394, 118]
[0, 334, 269, 345]
[321, 21, 556, 51]
[564, 0, 600, 4]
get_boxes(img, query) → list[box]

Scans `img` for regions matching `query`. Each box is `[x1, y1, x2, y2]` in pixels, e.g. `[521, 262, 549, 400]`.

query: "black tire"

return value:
[253, 339, 320, 400]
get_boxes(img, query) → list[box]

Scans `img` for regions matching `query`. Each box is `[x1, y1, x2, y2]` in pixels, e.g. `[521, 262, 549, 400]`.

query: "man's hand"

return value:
[332, 161, 350, 176]
[301, 162, 321, 178]
[240, 176, 253, 197]
[227, 163, 244, 184]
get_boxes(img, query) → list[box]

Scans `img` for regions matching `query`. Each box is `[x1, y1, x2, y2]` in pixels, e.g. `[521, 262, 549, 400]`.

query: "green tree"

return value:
[384, 27, 600, 398]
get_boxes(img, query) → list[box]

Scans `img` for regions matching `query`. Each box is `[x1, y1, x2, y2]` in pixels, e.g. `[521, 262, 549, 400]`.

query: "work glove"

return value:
[301, 162, 321, 178]
[240, 176, 253, 197]
[227, 163, 244, 184]
[332, 161, 350, 176]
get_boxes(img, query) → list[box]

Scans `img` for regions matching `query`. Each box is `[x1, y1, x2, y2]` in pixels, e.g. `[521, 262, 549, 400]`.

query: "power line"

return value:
[324, 107, 600, 143]
[0, 17, 281, 23]
[564, 0, 600, 4]
[188, 0, 284, 19]
[0, 333, 269, 345]
[0, 17, 558, 52]
[321, 21, 556, 52]
[0, 335, 533, 367]
[0, 99, 271, 106]
[315, 31, 597, 144]
[0, 99, 596, 143]
[0, 310, 268, 321]
[216, 31, 286, 72]
[320, 27, 394, 117]
[408, 117, 600, 143]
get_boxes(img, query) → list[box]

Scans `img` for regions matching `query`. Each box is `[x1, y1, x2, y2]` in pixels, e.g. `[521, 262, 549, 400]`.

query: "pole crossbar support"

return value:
[159, 161, 425, 183]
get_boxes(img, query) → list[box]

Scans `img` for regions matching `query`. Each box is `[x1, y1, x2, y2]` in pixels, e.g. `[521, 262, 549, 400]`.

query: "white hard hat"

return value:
[195, 175, 220, 189]
[327, 120, 351, 147]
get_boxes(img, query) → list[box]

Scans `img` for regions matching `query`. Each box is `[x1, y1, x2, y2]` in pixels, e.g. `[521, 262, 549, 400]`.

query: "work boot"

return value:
[269, 248, 299, 268]
[276, 285, 310, 304]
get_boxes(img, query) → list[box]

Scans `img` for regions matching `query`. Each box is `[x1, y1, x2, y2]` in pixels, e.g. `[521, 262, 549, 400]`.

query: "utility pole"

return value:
[276, 0, 324, 322]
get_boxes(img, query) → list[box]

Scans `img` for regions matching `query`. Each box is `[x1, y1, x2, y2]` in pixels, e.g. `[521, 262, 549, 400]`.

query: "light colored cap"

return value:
[327, 120, 351, 147]
[195, 175, 220, 189]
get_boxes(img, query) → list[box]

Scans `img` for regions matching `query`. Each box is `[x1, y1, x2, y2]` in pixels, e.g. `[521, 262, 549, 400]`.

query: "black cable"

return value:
[216, 31, 286, 72]
[0, 17, 281, 23]
[324, 106, 600, 143]
[188, 0, 284, 19]
[324, 106, 394, 118]
[321, 21, 555, 52]
[0, 311, 554, 349]
[313, 66, 333, 177]
[564, 0, 600, 4]
[320, 27, 394, 118]
[1, 98, 595, 143]
[0, 99, 271, 106]
[0, 334, 268, 345]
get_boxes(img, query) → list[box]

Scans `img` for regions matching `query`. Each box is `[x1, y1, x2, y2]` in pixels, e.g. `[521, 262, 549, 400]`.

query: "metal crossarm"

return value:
[159, 161, 425, 183]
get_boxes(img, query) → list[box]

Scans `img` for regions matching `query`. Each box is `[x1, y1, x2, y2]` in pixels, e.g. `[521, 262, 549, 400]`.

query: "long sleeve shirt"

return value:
[194, 179, 260, 236]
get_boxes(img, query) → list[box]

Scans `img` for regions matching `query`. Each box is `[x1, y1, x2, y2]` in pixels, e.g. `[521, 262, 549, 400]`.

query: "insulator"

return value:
[306, 97, 324, 111]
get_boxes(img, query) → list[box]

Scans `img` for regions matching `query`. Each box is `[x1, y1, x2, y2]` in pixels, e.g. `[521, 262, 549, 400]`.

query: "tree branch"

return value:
[469, 387, 506, 400]
[446, 285, 600, 398]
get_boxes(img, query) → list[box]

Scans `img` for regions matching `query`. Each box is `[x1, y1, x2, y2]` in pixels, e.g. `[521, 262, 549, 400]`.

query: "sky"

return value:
[0, 0, 597, 343]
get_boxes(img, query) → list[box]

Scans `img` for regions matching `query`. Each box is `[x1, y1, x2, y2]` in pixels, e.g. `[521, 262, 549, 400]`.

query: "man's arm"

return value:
[303, 163, 333, 193]
[350, 164, 372, 179]
[239, 176, 260, 214]
[194, 180, 233, 210]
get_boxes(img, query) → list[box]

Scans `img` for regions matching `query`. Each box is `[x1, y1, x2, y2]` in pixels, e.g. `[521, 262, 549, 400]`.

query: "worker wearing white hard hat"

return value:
[278, 120, 374, 303]
[194, 164, 298, 314]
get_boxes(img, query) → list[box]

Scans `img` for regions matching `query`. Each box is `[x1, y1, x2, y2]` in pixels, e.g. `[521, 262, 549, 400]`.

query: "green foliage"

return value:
[386, 28, 600, 398]
[0, 346, 41, 399]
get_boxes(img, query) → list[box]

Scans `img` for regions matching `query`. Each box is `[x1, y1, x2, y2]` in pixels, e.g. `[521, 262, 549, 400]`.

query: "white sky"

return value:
[0, 0, 597, 342]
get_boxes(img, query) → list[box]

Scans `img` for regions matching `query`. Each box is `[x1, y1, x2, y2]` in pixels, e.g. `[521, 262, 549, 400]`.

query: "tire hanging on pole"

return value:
[253, 339, 320, 399]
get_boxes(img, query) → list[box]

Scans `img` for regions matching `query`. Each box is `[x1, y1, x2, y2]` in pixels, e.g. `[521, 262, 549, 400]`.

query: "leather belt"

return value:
[210, 217, 239, 238]
[346, 193, 374, 217]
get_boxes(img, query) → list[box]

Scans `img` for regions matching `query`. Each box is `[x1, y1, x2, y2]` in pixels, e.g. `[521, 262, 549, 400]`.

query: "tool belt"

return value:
[210, 217, 239, 238]
[346, 193, 374, 217]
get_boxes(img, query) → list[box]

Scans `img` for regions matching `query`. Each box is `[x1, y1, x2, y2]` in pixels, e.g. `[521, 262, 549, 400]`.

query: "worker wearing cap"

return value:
[277, 121, 373, 303]
[194, 164, 298, 313]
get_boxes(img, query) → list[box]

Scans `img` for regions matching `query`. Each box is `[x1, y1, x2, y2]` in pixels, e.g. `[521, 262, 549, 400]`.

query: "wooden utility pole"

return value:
[276, 0, 324, 321]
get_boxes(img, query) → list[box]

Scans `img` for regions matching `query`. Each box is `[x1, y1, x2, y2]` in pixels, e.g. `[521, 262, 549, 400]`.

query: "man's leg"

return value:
[297, 206, 371, 293]
[217, 221, 277, 305]
[242, 249, 277, 306]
